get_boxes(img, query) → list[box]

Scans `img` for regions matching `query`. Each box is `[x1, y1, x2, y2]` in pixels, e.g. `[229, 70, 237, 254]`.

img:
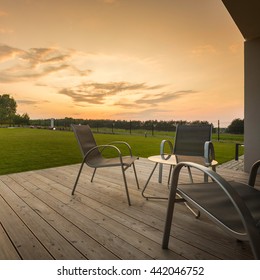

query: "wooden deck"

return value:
[0, 157, 258, 260]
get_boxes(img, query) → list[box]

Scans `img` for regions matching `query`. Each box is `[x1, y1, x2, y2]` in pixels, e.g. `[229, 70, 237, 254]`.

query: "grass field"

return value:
[0, 127, 244, 175]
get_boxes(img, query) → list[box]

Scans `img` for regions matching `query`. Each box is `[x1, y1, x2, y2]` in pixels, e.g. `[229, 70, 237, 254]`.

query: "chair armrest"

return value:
[204, 141, 215, 166]
[160, 140, 174, 160]
[248, 160, 260, 187]
[107, 141, 133, 156]
[84, 144, 122, 161]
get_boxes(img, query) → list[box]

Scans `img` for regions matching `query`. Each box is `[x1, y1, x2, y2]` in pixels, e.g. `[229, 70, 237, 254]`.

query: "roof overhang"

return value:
[221, 0, 260, 40]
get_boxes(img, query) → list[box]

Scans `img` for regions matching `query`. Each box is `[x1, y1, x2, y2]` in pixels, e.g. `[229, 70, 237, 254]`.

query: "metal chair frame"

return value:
[162, 161, 260, 259]
[71, 124, 139, 205]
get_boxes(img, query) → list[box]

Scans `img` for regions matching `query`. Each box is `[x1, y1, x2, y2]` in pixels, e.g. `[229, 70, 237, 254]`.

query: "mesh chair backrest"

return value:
[173, 124, 212, 156]
[71, 124, 101, 159]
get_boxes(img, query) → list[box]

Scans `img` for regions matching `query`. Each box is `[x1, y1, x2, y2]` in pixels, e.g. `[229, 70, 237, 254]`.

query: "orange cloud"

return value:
[58, 82, 165, 105]
[0, 45, 92, 83]
[229, 43, 242, 54]
[191, 44, 217, 56]
[0, 45, 24, 62]
[102, 0, 118, 4]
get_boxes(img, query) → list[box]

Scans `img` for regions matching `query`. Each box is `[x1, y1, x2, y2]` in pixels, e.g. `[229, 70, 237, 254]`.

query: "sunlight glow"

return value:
[0, 0, 244, 126]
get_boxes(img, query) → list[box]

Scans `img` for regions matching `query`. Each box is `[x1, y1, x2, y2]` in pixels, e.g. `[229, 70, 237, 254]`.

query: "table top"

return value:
[148, 154, 218, 167]
[148, 155, 177, 165]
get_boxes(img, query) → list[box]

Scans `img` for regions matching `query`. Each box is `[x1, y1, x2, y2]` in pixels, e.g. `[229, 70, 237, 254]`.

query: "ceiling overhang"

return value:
[221, 0, 260, 40]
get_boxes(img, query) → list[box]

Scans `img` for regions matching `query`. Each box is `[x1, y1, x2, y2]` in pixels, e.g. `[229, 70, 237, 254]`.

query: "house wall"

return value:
[244, 37, 260, 171]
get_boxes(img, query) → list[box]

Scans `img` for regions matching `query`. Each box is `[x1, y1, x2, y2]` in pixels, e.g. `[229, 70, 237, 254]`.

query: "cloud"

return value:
[58, 78, 196, 111]
[140, 90, 197, 104]
[102, 0, 119, 4]
[229, 43, 242, 54]
[112, 108, 175, 121]
[86, 81, 164, 94]
[1, 44, 198, 115]
[0, 63, 71, 83]
[20, 47, 70, 67]
[58, 81, 165, 105]
[114, 90, 197, 108]
[0, 27, 14, 34]
[17, 100, 40, 105]
[0, 45, 25, 61]
[59, 88, 104, 104]
[16, 99, 50, 108]
[191, 44, 217, 56]
[58, 82, 197, 109]
[0, 45, 92, 83]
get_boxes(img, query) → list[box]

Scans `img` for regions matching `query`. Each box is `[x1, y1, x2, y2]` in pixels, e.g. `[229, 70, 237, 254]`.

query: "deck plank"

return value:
[0, 157, 257, 260]
[0, 178, 87, 260]
[15, 170, 181, 260]
[1, 175, 117, 260]
[37, 167, 231, 259]
[9, 172, 156, 260]
[0, 189, 53, 260]
[0, 221, 21, 260]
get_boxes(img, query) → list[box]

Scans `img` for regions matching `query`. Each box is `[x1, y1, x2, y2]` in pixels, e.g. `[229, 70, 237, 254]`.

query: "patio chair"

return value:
[157, 124, 217, 217]
[71, 124, 139, 205]
[162, 160, 260, 259]
[160, 124, 217, 184]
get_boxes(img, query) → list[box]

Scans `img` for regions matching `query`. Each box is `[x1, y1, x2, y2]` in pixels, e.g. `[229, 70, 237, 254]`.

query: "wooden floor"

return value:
[0, 158, 259, 260]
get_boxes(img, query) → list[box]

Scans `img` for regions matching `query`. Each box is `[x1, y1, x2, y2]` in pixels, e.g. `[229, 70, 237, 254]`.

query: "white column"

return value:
[50, 118, 55, 128]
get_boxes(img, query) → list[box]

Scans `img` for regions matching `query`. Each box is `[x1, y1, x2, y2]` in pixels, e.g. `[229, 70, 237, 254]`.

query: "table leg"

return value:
[142, 162, 168, 200]
[158, 163, 163, 183]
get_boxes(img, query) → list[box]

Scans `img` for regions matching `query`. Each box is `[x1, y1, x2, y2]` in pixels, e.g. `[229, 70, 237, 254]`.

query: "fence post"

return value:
[218, 120, 220, 141]
[235, 143, 244, 161]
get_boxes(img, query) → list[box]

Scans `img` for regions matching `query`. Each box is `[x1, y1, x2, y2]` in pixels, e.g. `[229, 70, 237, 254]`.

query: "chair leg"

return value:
[167, 165, 173, 187]
[132, 163, 140, 189]
[91, 168, 97, 182]
[72, 161, 85, 195]
[184, 202, 200, 218]
[158, 163, 163, 183]
[142, 162, 160, 199]
[187, 166, 194, 183]
[162, 176, 178, 249]
[121, 166, 131, 206]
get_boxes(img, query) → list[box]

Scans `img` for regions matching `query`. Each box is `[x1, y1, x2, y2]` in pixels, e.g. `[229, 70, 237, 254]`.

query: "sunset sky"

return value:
[0, 0, 244, 126]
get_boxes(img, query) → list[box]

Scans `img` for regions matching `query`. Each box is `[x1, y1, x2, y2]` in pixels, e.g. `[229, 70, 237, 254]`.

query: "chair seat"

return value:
[177, 181, 260, 234]
[175, 155, 218, 167]
[86, 155, 138, 168]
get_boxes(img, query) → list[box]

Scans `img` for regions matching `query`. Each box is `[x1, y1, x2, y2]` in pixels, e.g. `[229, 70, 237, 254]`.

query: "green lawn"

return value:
[0, 128, 81, 175]
[0, 127, 244, 175]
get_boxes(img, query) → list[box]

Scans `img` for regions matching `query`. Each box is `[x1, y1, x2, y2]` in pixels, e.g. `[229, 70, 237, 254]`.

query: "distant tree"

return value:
[0, 94, 17, 124]
[226, 118, 244, 134]
[14, 113, 30, 126]
[190, 120, 210, 126]
[22, 113, 30, 125]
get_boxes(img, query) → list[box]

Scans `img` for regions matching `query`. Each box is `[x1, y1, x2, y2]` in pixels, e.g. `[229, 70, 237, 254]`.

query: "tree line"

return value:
[30, 118, 213, 132]
[0, 94, 244, 134]
[31, 117, 244, 134]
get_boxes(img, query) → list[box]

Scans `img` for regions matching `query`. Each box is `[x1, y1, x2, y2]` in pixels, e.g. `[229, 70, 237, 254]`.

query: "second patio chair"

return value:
[160, 124, 218, 184]
[71, 124, 139, 205]
[158, 124, 218, 217]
